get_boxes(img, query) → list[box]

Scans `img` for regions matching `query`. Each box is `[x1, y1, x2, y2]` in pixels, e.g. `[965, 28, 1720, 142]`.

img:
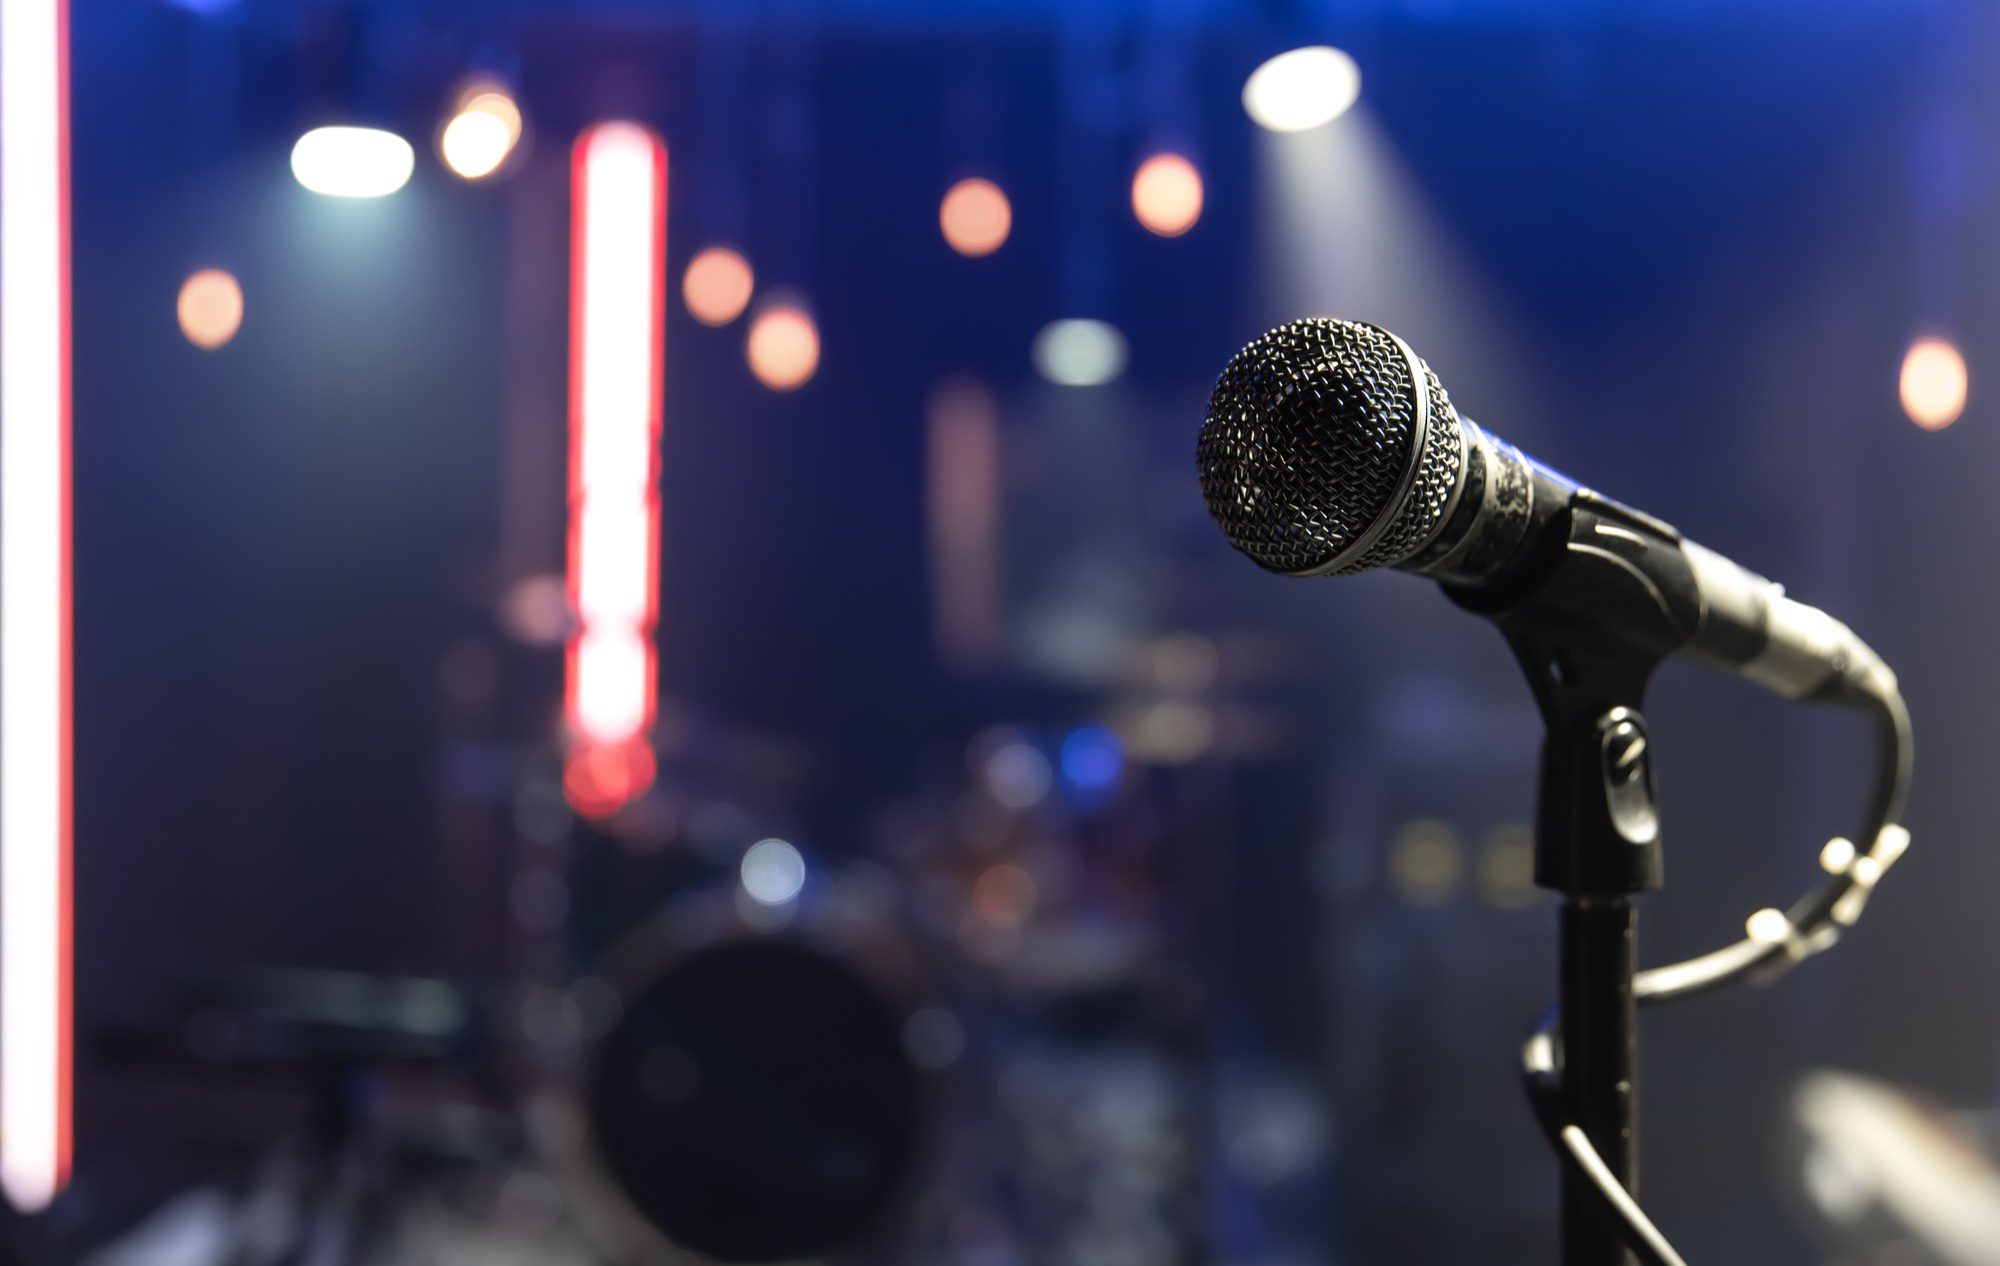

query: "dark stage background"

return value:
[26, 1, 2000, 1263]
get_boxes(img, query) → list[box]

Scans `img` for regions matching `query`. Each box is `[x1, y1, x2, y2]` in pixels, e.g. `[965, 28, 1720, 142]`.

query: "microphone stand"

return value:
[1448, 491, 1695, 1266]
[1512, 665, 1657, 1266]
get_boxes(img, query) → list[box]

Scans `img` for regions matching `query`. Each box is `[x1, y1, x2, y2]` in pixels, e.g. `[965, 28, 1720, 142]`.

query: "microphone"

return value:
[1196, 318, 1895, 706]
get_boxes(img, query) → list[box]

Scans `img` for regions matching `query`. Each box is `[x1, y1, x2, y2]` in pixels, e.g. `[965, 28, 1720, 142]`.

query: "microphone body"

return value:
[1196, 319, 1893, 706]
[1414, 418, 1892, 705]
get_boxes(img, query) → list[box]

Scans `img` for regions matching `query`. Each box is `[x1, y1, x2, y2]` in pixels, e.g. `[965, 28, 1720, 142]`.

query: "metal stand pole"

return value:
[1558, 898, 1637, 1266]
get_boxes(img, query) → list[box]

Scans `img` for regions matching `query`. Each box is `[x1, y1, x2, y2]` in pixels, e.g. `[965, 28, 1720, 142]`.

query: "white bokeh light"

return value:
[741, 838, 807, 906]
[1032, 319, 1127, 387]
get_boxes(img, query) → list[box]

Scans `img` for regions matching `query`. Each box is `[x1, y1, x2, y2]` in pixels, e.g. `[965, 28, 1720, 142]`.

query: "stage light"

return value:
[441, 112, 509, 180]
[440, 84, 522, 181]
[1059, 724, 1124, 792]
[1900, 335, 1966, 430]
[1131, 154, 1203, 237]
[290, 125, 415, 198]
[566, 122, 667, 817]
[682, 246, 754, 326]
[176, 268, 243, 350]
[1, 0, 72, 1211]
[1032, 319, 1126, 387]
[1243, 46, 1361, 133]
[741, 838, 807, 906]
[746, 302, 820, 391]
[940, 177, 1012, 257]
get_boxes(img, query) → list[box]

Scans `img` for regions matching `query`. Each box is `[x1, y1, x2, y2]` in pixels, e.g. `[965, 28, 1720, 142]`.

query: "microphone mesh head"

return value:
[1197, 318, 1464, 576]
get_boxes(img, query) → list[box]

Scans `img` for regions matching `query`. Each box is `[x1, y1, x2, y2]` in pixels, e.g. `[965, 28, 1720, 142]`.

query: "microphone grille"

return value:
[1197, 318, 1463, 576]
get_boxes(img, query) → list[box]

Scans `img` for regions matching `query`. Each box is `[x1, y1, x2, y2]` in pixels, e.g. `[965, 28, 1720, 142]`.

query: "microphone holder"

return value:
[1449, 491, 1703, 1266]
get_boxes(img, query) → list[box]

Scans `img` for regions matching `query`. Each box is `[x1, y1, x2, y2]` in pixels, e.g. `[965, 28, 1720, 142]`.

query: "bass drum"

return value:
[534, 879, 940, 1265]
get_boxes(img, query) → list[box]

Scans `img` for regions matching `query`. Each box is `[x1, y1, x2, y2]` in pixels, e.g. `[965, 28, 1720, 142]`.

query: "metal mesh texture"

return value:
[1196, 318, 1464, 576]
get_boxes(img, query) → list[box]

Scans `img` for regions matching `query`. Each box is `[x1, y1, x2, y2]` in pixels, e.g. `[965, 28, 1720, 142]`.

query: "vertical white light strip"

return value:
[564, 123, 665, 818]
[1, 0, 73, 1212]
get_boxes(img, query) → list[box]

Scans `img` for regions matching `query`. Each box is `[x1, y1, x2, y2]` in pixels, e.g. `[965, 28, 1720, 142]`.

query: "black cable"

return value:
[1520, 686, 1912, 1264]
[1523, 1027, 1687, 1266]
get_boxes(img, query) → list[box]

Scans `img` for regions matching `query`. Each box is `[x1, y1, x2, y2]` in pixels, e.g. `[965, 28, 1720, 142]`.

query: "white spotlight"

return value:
[1243, 46, 1361, 133]
[1033, 319, 1127, 387]
[290, 126, 415, 198]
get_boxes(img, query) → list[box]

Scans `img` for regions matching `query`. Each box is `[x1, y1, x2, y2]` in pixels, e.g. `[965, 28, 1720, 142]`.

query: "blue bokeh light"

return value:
[1059, 724, 1124, 792]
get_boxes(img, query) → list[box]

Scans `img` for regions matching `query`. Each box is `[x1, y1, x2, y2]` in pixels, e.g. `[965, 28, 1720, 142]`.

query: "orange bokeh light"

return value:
[1901, 336, 1967, 430]
[1131, 153, 1203, 237]
[439, 81, 523, 180]
[746, 303, 820, 391]
[939, 177, 1012, 257]
[177, 268, 243, 350]
[683, 246, 755, 326]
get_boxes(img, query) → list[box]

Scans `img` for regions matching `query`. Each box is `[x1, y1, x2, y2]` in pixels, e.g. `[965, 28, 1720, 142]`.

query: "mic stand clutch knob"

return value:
[1597, 713, 1659, 851]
